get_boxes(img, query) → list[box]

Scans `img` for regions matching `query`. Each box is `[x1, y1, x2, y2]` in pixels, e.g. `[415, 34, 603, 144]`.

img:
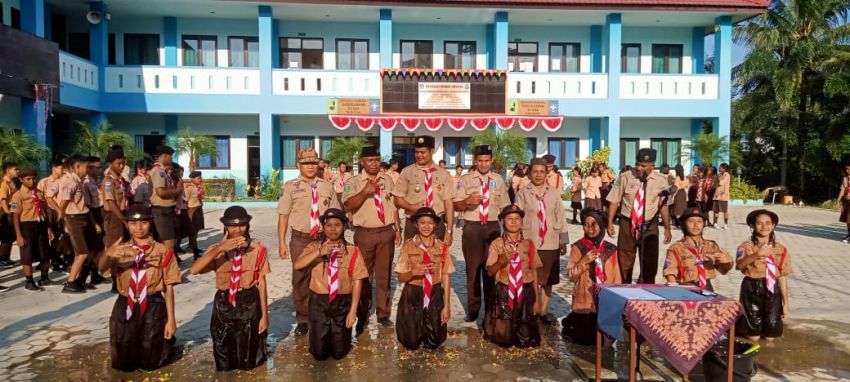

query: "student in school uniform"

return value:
[671, 165, 690, 227]
[569, 166, 583, 224]
[735, 209, 792, 341]
[191, 206, 270, 370]
[395, 207, 454, 350]
[131, 160, 152, 208]
[542, 155, 565, 192]
[102, 146, 129, 248]
[99, 205, 179, 372]
[81, 156, 107, 286]
[484, 205, 542, 348]
[185, 171, 205, 259]
[39, 158, 68, 272]
[0, 162, 19, 273]
[713, 163, 732, 230]
[10, 167, 54, 291]
[582, 166, 603, 210]
[688, 164, 703, 209]
[562, 208, 621, 345]
[838, 162, 850, 242]
[701, 166, 718, 226]
[663, 207, 733, 291]
[58, 155, 104, 293]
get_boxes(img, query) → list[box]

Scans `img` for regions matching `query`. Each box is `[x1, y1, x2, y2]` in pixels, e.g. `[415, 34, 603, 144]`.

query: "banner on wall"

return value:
[418, 83, 471, 110]
[328, 115, 564, 132]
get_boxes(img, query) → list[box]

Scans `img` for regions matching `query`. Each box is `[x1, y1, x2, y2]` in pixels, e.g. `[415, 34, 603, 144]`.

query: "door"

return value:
[392, 136, 416, 168]
[247, 135, 260, 196]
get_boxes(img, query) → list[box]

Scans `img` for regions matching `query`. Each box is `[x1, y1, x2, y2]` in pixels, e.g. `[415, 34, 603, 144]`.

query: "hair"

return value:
[513, 167, 526, 178]
[572, 166, 582, 176]
[590, 166, 600, 175]
[86, 156, 101, 163]
[675, 164, 685, 180]
[529, 158, 547, 170]
[455, 164, 463, 170]
[2, 162, 17, 172]
[135, 159, 151, 171]
[660, 164, 670, 175]
[65, 154, 88, 169]
[720, 163, 730, 172]
[706, 166, 716, 175]
[438, 160, 446, 165]
[381, 162, 389, 170]
[389, 159, 398, 166]
[749, 213, 777, 245]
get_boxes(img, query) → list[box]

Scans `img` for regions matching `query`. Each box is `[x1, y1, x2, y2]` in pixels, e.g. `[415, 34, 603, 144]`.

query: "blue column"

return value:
[258, 5, 280, 176]
[605, 14, 622, 99]
[272, 19, 281, 68]
[590, 25, 603, 73]
[690, 118, 704, 167]
[164, 17, 177, 66]
[21, 0, 45, 37]
[692, 27, 705, 74]
[588, 118, 601, 152]
[714, 16, 732, 164]
[486, 23, 494, 69]
[494, 12, 509, 70]
[21, 0, 47, 147]
[89, 2, 108, 92]
[379, 9, 393, 159]
[605, 116, 621, 170]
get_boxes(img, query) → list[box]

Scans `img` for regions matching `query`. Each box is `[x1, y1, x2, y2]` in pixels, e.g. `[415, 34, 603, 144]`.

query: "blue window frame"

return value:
[547, 138, 579, 169]
[198, 136, 230, 169]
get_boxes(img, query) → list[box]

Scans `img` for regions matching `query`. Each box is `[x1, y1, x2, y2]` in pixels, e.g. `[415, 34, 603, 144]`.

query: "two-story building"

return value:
[0, 0, 768, 189]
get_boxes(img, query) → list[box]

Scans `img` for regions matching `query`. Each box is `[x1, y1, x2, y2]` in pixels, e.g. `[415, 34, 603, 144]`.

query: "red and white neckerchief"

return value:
[152, 162, 173, 188]
[765, 252, 777, 294]
[114, 172, 131, 210]
[479, 175, 490, 223]
[228, 245, 245, 306]
[127, 243, 151, 320]
[534, 187, 548, 246]
[505, 236, 524, 309]
[630, 180, 646, 239]
[844, 176, 850, 199]
[686, 243, 708, 289]
[417, 236, 434, 309]
[309, 182, 320, 238]
[338, 173, 347, 190]
[372, 178, 386, 223]
[422, 167, 435, 209]
[695, 176, 704, 200]
[328, 246, 341, 302]
[581, 238, 606, 283]
[29, 188, 44, 222]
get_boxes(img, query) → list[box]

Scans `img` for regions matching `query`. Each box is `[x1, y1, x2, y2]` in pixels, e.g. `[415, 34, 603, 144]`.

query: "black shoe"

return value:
[464, 313, 478, 322]
[0, 285, 8, 293]
[62, 282, 86, 294]
[571, 219, 579, 225]
[90, 271, 107, 285]
[25, 279, 45, 291]
[377, 317, 394, 327]
[175, 254, 184, 264]
[111, 278, 118, 293]
[38, 278, 57, 287]
[540, 313, 556, 325]
[193, 248, 203, 260]
[294, 323, 309, 336]
[0, 260, 15, 269]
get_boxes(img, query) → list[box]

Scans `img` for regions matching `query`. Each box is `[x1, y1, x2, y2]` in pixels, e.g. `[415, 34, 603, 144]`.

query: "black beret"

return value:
[636, 148, 657, 163]
[413, 136, 435, 149]
[155, 145, 175, 156]
[360, 146, 380, 158]
[474, 145, 492, 156]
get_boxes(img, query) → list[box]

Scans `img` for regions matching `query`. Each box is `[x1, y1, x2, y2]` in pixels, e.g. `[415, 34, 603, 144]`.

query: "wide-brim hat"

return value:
[498, 204, 525, 220]
[220, 206, 252, 225]
[746, 209, 779, 227]
[410, 207, 441, 223]
[124, 205, 153, 221]
[679, 207, 707, 226]
[319, 208, 349, 225]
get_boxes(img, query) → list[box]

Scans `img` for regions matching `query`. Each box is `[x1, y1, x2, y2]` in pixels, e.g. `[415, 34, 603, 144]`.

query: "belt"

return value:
[66, 214, 90, 219]
[292, 230, 317, 239]
[465, 220, 499, 226]
[123, 292, 163, 303]
[354, 225, 394, 232]
[151, 205, 176, 210]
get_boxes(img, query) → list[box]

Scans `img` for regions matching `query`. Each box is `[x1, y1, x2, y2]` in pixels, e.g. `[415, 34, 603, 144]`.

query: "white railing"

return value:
[619, 74, 718, 100]
[272, 70, 380, 97]
[103, 66, 261, 94]
[59, 51, 98, 91]
[507, 73, 608, 99]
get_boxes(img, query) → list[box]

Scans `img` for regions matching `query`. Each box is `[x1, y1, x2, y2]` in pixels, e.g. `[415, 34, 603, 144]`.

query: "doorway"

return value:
[139, 135, 166, 157]
[247, 135, 260, 197]
[392, 136, 416, 168]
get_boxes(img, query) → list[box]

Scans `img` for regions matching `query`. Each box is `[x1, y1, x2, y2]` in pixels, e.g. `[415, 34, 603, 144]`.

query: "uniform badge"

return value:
[324, 199, 330, 206]
[455, 182, 462, 190]
[9, 202, 18, 210]
[66, 187, 73, 196]
[414, 184, 421, 193]
[344, 184, 351, 193]
[104, 182, 112, 193]
[437, 184, 444, 192]
[50, 186, 57, 193]
[490, 180, 496, 189]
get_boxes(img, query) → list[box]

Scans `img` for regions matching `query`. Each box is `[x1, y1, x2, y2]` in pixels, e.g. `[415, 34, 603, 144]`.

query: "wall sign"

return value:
[381, 70, 506, 114]
[417, 83, 470, 110]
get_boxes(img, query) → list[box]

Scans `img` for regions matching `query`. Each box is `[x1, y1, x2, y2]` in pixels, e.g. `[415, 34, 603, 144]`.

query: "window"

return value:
[651, 44, 683, 74]
[124, 34, 159, 65]
[108, 33, 116, 65]
[280, 37, 323, 69]
[547, 138, 579, 169]
[336, 39, 369, 70]
[650, 138, 681, 166]
[549, 43, 580, 73]
[508, 42, 538, 72]
[526, 138, 537, 158]
[228, 36, 259, 67]
[443, 137, 471, 168]
[68, 32, 90, 59]
[400, 40, 433, 68]
[281, 136, 314, 168]
[10, 7, 20, 30]
[620, 138, 640, 166]
[182, 35, 217, 67]
[444, 41, 476, 70]
[197, 136, 231, 169]
[622, 44, 641, 74]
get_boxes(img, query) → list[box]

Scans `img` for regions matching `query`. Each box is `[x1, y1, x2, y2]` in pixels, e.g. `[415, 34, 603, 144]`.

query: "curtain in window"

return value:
[201, 39, 216, 67]
[197, 137, 230, 168]
[321, 139, 333, 158]
[354, 41, 368, 70]
[460, 44, 475, 70]
[246, 40, 260, 67]
[337, 40, 352, 70]
[565, 45, 579, 73]
[625, 47, 639, 73]
[282, 138, 297, 168]
[666, 140, 681, 165]
[230, 39, 245, 67]
[651, 140, 665, 167]
[444, 139, 459, 167]
[183, 39, 199, 66]
[624, 141, 637, 166]
[652, 54, 665, 73]
[564, 140, 578, 167]
[668, 45, 682, 74]
[548, 139, 562, 168]
[527, 139, 536, 159]
[125, 37, 142, 65]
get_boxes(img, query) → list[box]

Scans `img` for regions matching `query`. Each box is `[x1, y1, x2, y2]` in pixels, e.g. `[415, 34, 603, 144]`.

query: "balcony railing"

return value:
[59, 51, 98, 91]
[507, 73, 608, 99]
[272, 70, 380, 97]
[619, 74, 718, 100]
[103, 66, 261, 94]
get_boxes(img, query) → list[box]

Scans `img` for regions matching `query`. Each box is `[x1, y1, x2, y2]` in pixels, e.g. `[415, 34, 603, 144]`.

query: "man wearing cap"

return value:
[453, 144, 509, 322]
[149, 145, 183, 260]
[278, 148, 340, 336]
[342, 146, 401, 330]
[542, 154, 564, 192]
[606, 148, 672, 284]
[392, 136, 455, 245]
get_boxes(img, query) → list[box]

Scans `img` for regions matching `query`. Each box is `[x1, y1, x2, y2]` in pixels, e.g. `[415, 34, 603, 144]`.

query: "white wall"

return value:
[0, 95, 21, 129]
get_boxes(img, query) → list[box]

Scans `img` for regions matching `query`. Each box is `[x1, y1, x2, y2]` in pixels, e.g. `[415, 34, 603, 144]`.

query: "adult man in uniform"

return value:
[278, 148, 340, 336]
[542, 154, 564, 191]
[150, 145, 183, 262]
[453, 145, 509, 322]
[392, 136, 454, 244]
[342, 146, 401, 332]
[606, 148, 672, 284]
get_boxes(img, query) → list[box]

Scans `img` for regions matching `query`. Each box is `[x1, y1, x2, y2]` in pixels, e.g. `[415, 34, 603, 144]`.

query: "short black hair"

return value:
[388, 159, 398, 165]
[438, 160, 446, 165]
[86, 156, 101, 163]
[136, 159, 151, 170]
[65, 154, 88, 168]
[455, 165, 463, 170]
[2, 162, 17, 172]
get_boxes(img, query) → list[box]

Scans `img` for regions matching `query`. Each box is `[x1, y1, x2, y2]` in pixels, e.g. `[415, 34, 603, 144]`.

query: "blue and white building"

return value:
[0, 0, 767, 191]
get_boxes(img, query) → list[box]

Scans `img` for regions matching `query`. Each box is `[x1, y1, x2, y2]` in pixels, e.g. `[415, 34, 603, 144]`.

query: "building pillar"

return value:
[21, 0, 46, 37]
[164, 16, 177, 66]
[89, 2, 108, 92]
[690, 118, 704, 168]
[605, 116, 621, 170]
[258, 5, 280, 176]
[494, 12, 509, 70]
[20, 0, 47, 148]
[605, 13, 622, 99]
[588, 118, 601, 152]
[89, 112, 108, 130]
[590, 25, 603, 73]
[379, 9, 393, 159]
[692, 27, 705, 74]
[714, 16, 732, 164]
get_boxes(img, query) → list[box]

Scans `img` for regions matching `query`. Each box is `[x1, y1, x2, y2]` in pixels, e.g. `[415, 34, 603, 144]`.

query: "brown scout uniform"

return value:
[735, 241, 793, 279]
[10, 185, 49, 267]
[0, 175, 17, 245]
[713, 172, 731, 213]
[486, 237, 542, 287]
[100, 239, 181, 298]
[663, 239, 733, 290]
[546, 171, 564, 191]
[197, 241, 271, 291]
[840, 175, 850, 224]
[342, 172, 397, 321]
[583, 175, 603, 210]
[567, 240, 621, 313]
[735, 241, 792, 338]
[454, 171, 509, 314]
[606, 170, 670, 284]
[102, 169, 128, 247]
[278, 175, 340, 324]
[395, 238, 456, 287]
[392, 163, 453, 240]
[149, 162, 177, 241]
[184, 182, 205, 232]
[514, 183, 569, 286]
[59, 173, 98, 255]
[303, 242, 368, 295]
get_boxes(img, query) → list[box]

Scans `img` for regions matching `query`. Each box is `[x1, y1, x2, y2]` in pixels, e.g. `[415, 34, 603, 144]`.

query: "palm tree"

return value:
[74, 120, 145, 163]
[683, 133, 729, 168]
[166, 127, 218, 172]
[468, 128, 528, 173]
[325, 136, 367, 167]
[0, 128, 50, 166]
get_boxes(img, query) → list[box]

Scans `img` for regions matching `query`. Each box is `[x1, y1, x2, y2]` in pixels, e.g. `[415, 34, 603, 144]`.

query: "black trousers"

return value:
[210, 288, 267, 371]
[736, 277, 784, 338]
[617, 218, 659, 284]
[308, 293, 353, 360]
[396, 283, 447, 350]
[109, 293, 173, 372]
[461, 221, 501, 315]
[484, 282, 540, 348]
[19, 221, 49, 270]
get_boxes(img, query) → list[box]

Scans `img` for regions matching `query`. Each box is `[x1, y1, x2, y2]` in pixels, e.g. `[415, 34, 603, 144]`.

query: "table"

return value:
[593, 285, 742, 382]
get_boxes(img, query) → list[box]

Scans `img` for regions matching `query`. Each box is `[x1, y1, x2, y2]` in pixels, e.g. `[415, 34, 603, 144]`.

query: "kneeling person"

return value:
[663, 207, 733, 291]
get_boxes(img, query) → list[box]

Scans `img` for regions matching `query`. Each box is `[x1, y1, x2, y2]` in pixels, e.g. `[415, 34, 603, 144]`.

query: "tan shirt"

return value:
[395, 238, 456, 287]
[332, 172, 350, 193]
[102, 169, 126, 212]
[511, 175, 531, 193]
[453, 171, 509, 222]
[277, 176, 340, 233]
[100, 239, 181, 297]
[546, 171, 564, 191]
[303, 242, 368, 294]
[606, 170, 671, 219]
[83, 176, 103, 208]
[38, 176, 61, 210]
[567, 239, 622, 313]
[149, 163, 176, 207]
[0, 176, 17, 207]
[714, 172, 731, 201]
[58, 173, 88, 215]
[386, 170, 400, 185]
[486, 237, 542, 286]
[392, 163, 453, 216]
[514, 183, 569, 250]
[600, 168, 615, 184]
[9, 185, 45, 222]
[663, 240, 733, 283]
[736, 241, 793, 279]
[185, 183, 203, 208]
[342, 173, 396, 228]
[197, 242, 271, 290]
[583, 175, 602, 199]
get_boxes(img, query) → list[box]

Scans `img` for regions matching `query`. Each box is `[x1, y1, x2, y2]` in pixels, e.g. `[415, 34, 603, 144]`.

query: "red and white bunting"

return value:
[401, 118, 421, 131]
[517, 118, 538, 131]
[446, 118, 467, 131]
[494, 117, 517, 130]
[378, 117, 399, 131]
[328, 115, 563, 132]
[470, 117, 491, 131]
[423, 118, 443, 131]
[539, 116, 564, 132]
[328, 115, 352, 130]
[354, 117, 375, 131]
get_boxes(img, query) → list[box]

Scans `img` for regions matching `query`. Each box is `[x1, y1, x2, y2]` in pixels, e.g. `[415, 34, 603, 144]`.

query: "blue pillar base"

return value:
[379, 128, 392, 160]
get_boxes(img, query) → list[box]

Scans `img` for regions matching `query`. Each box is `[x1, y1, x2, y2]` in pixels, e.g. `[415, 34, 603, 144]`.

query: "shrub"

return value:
[730, 178, 766, 201]
[261, 169, 283, 201]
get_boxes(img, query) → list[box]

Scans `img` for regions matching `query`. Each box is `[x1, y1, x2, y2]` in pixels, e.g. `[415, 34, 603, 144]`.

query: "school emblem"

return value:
[490, 180, 496, 189]
[324, 199, 330, 206]
[344, 184, 351, 193]
[66, 187, 73, 196]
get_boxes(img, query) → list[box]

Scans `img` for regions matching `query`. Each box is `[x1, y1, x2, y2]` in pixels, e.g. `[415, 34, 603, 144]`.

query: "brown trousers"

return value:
[353, 225, 396, 320]
[617, 217, 659, 284]
[462, 221, 501, 315]
[103, 210, 126, 249]
[289, 230, 318, 324]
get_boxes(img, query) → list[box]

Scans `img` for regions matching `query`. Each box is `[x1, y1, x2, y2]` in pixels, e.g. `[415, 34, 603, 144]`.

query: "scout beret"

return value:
[542, 154, 556, 164]
[155, 145, 175, 156]
[360, 146, 380, 158]
[498, 204, 525, 220]
[297, 148, 320, 164]
[474, 145, 493, 156]
[678, 207, 707, 226]
[413, 136, 435, 149]
[746, 209, 779, 227]
[220, 206, 252, 225]
[636, 148, 657, 163]
[319, 208, 349, 225]
[189, 171, 202, 178]
[124, 205, 153, 221]
[410, 207, 441, 223]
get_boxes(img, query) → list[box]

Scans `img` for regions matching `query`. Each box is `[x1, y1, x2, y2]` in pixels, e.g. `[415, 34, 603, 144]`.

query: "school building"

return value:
[0, 0, 767, 191]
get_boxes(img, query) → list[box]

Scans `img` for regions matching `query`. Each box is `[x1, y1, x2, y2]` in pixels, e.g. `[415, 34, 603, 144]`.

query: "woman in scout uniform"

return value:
[191, 206, 270, 370]
[688, 164, 702, 208]
[839, 163, 850, 242]
[671, 165, 689, 227]
[563, 208, 621, 345]
[484, 205, 541, 348]
[11, 167, 54, 291]
[103, 146, 129, 248]
[713, 163, 731, 229]
[700, 166, 717, 226]
[99, 205, 179, 372]
[735, 209, 792, 341]
[294, 208, 367, 360]
[185, 171, 205, 259]
[663, 207, 733, 291]
[582, 166, 603, 210]
[569, 166, 583, 224]
[395, 207, 454, 350]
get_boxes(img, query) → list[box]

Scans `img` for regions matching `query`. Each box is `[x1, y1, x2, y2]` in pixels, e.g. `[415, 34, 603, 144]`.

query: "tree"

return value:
[0, 128, 50, 166]
[74, 120, 144, 163]
[468, 128, 528, 173]
[166, 127, 218, 172]
[325, 136, 367, 167]
[683, 133, 729, 168]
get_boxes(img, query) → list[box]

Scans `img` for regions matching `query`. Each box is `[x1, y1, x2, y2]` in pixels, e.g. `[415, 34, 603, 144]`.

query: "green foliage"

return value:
[261, 168, 283, 201]
[683, 133, 729, 167]
[729, 178, 767, 201]
[203, 178, 235, 200]
[73, 121, 144, 163]
[0, 128, 50, 166]
[326, 136, 367, 166]
[167, 127, 218, 172]
[468, 128, 528, 172]
[576, 146, 613, 175]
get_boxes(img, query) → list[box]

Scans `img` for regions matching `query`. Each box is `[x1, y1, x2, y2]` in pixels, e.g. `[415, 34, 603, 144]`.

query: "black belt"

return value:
[151, 205, 175, 210]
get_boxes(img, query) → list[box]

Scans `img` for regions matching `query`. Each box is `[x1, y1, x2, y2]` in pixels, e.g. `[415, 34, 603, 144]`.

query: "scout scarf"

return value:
[422, 167, 436, 209]
[310, 182, 320, 238]
[581, 237, 607, 283]
[328, 246, 341, 302]
[630, 180, 646, 239]
[29, 188, 44, 222]
[695, 175, 704, 201]
[372, 178, 385, 223]
[505, 235, 524, 309]
[127, 243, 151, 320]
[416, 236, 435, 309]
[686, 243, 708, 289]
[338, 173, 347, 190]
[479, 175, 490, 223]
[228, 245, 245, 306]
[765, 254, 777, 294]
[534, 187, 548, 247]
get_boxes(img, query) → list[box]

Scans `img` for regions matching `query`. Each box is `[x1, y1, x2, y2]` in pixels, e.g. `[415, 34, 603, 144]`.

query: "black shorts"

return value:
[0, 214, 15, 242]
[20, 221, 49, 265]
[712, 200, 728, 213]
[537, 249, 561, 286]
[151, 206, 177, 241]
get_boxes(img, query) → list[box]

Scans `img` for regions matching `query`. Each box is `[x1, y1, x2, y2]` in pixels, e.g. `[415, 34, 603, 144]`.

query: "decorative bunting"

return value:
[328, 115, 563, 132]
[540, 116, 564, 131]
[402, 118, 422, 131]
[378, 117, 399, 131]
[517, 118, 539, 131]
[355, 117, 375, 131]
[446, 118, 467, 131]
[494, 117, 517, 130]
[470, 117, 491, 131]
[329, 115, 352, 130]
[423, 118, 443, 131]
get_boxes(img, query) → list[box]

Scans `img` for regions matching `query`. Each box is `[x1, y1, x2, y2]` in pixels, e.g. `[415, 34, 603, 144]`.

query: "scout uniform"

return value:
[194, 206, 270, 371]
[301, 210, 368, 360]
[83, 171, 107, 285]
[735, 210, 792, 339]
[395, 208, 455, 351]
[150, 146, 178, 242]
[542, 154, 565, 191]
[0, 170, 18, 265]
[59, 171, 99, 258]
[484, 205, 542, 348]
[839, 171, 850, 240]
[39, 171, 67, 271]
[392, 136, 454, 240]
[582, 174, 603, 210]
[341, 146, 398, 328]
[663, 208, 733, 291]
[99, 206, 180, 372]
[563, 208, 621, 345]
[599, 166, 615, 208]
[672, 174, 690, 221]
[10, 171, 52, 289]
[278, 148, 340, 328]
[453, 145, 509, 320]
[103, 167, 129, 248]
[569, 172, 583, 223]
[687, 169, 702, 208]
[699, 171, 717, 216]
[185, 171, 205, 258]
[713, 170, 731, 223]
[514, 181, 569, 288]
[605, 148, 671, 284]
[131, 170, 151, 208]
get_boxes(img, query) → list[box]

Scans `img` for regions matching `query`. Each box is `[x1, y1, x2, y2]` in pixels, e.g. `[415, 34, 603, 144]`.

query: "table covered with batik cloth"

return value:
[594, 284, 742, 375]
